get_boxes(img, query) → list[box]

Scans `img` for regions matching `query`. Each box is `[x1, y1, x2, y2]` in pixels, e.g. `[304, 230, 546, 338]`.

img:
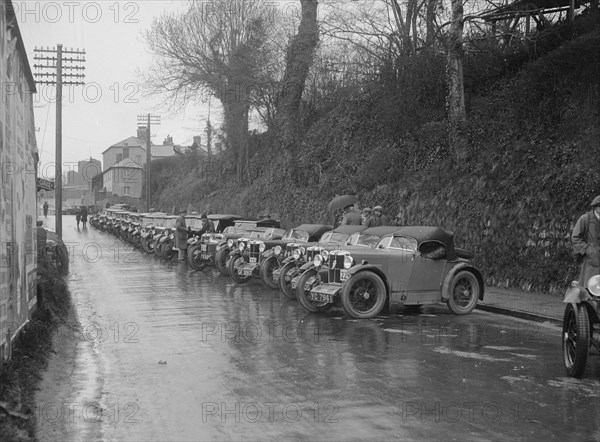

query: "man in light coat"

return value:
[175, 208, 189, 262]
[572, 195, 600, 286]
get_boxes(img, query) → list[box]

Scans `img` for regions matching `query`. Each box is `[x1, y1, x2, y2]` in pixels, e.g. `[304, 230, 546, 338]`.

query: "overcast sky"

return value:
[15, 0, 219, 176]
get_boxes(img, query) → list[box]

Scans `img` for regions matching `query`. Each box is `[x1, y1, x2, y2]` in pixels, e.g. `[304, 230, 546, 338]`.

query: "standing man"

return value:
[392, 208, 404, 226]
[341, 204, 362, 226]
[361, 207, 372, 226]
[80, 205, 88, 229]
[75, 208, 81, 229]
[367, 206, 387, 227]
[43, 201, 49, 217]
[175, 208, 188, 262]
[572, 196, 600, 286]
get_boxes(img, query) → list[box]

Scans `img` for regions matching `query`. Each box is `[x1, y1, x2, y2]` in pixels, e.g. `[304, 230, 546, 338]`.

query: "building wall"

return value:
[103, 167, 143, 198]
[0, 2, 39, 362]
[103, 145, 145, 171]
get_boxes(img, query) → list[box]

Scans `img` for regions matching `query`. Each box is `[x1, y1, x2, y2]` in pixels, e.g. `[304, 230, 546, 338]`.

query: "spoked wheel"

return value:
[279, 261, 300, 300]
[340, 272, 386, 319]
[260, 257, 279, 289]
[163, 243, 176, 261]
[188, 245, 207, 271]
[215, 248, 230, 275]
[446, 271, 480, 315]
[141, 237, 153, 254]
[228, 253, 252, 283]
[152, 240, 162, 257]
[563, 303, 590, 378]
[296, 269, 333, 313]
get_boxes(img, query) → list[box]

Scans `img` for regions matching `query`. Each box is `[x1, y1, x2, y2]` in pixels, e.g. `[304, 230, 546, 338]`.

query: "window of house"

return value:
[123, 186, 130, 196]
[123, 147, 129, 159]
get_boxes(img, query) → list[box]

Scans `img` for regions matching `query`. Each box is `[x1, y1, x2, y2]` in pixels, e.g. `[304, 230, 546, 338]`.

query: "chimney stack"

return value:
[137, 125, 148, 143]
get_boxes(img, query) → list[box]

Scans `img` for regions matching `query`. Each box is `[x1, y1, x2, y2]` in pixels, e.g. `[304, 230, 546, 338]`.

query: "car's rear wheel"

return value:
[446, 271, 479, 315]
[260, 257, 279, 289]
[228, 253, 252, 283]
[341, 272, 387, 319]
[563, 303, 590, 378]
[279, 262, 299, 299]
[188, 245, 207, 271]
[296, 269, 332, 313]
[215, 248, 230, 275]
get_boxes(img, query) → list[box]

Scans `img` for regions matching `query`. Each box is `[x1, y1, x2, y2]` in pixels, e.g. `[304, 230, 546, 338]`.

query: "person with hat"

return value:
[367, 206, 387, 227]
[175, 207, 189, 262]
[341, 203, 362, 226]
[361, 207, 372, 226]
[572, 196, 600, 285]
[200, 212, 215, 235]
[392, 208, 404, 226]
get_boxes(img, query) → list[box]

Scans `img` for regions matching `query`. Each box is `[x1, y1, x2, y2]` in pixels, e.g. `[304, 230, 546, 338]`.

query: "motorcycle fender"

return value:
[563, 286, 591, 303]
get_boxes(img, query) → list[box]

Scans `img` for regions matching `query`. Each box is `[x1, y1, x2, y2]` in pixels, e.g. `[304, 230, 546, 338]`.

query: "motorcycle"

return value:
[562, 275, 600, 377]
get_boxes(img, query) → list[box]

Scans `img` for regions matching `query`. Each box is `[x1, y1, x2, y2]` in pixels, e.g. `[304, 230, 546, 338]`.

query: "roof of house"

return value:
[102, 136, 176, 158]
[102, 158, 144, 175]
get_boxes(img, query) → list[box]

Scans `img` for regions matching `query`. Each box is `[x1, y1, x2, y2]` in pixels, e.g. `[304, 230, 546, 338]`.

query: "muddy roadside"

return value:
[0, 231, 73, 441]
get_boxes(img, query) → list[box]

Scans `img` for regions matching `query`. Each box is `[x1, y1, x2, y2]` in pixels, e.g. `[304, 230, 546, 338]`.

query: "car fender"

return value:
[441, 263, 485, 301]
[346, 265, 391, 296]
[262, 249, 276, 260]
[282, 256, 295, 265]
[563, 285, 591, 303]
[300, 262, 314, 271]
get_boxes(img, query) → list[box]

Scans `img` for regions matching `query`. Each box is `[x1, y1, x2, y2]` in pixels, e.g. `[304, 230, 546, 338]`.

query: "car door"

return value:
[406, 240, 447, 301]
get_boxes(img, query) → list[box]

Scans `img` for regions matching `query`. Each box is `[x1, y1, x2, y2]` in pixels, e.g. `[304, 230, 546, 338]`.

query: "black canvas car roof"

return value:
[332, 225, 368, 234]
[293, 224, 334, 238]
[393, 226, 456, 260]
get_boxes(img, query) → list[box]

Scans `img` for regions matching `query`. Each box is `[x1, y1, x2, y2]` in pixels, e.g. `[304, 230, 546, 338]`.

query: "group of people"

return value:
[175, 208, 215, 262]
[338, 203, 402, 227]
[76, 206, 88, 229]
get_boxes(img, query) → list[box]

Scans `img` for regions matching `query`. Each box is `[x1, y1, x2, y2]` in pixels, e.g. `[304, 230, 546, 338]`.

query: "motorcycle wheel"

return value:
[563, 303, 590, 378]
[188, 245, 207, 271]
[215, 248, 230, 275]
[260, 257, 279, 290]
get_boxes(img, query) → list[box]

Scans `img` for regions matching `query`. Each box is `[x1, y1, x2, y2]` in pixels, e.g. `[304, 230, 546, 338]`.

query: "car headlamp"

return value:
[313, 254, 323, 267]
[274, 245, 282, 255]
[343, 255, 354, 269]
[238, 242, 245, 252]
[587, 275, 600, 296]
[259, 242, 266, 253]
[227, 239, 234, 248]
[292, 249, 301, 260]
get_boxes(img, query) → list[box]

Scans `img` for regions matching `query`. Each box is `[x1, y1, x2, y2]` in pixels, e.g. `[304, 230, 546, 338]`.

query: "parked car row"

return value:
[89, 209, 485, 319]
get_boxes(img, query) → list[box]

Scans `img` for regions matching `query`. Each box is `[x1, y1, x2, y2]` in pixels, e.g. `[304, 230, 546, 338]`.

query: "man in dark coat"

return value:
[80, 205, 88, 228]
[572, 195, 600, 286]
[175, 208, 188, 262]
[200, 213, 215, 235]
[367, 206, 388, 227]
[340, 204, 362, 226]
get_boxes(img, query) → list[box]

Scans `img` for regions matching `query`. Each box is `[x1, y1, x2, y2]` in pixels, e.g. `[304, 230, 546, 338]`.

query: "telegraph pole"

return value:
[34, 45, 86, 239]
[137, 114, 160, 211]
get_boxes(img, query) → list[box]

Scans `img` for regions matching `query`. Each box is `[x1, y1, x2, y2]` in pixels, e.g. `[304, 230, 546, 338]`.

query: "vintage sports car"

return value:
[139, 213, 168, 254]
[228, 224, 331, 285]
[296, 226, 484, 318]
[186, 214, 242, 271]
[274, 224, 368, 299]
[283, 226, 402, 300]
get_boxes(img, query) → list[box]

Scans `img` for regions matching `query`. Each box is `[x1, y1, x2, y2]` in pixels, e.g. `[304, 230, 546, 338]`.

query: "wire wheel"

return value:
[447, 271, 479, 315]
[562, 304, 590, 378]
[341, 272, 386, 319]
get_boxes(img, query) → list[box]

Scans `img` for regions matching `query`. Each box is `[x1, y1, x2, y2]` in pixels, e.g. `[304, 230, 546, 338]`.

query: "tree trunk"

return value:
[221, 89, 249, 183]
[276, 0, 319, 148]
[446, 0, 469, 163]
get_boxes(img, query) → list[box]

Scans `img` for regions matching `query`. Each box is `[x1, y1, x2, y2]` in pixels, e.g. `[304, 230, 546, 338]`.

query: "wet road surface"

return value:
[35, 216, 600, 441]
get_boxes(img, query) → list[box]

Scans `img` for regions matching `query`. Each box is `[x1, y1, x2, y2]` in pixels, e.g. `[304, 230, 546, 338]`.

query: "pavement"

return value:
[478, 286, 565, 326]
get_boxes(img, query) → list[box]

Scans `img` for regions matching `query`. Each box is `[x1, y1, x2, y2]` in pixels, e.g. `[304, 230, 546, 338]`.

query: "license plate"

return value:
[249, 257, 257, 263]
[201, 244, 207, 251]
[201, 254, 211, 260]
[291, 281, 298, 289]
[341, 270, 349, 281]
[309, 292, 332, 303]
[242, 269, 253, 276]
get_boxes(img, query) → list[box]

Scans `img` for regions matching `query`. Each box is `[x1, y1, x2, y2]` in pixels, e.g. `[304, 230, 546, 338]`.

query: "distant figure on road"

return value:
[572, 195, 600, 286]
[175, 208, 188, 262]
[340, 204, 362, 226]
[80, 205, 88, 229]
[76, 209, 81, 229]
[43, 201, 49, 217]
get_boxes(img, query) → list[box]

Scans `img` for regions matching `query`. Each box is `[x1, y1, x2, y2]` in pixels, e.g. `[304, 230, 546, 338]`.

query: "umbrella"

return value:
[327, 195, 358, 212]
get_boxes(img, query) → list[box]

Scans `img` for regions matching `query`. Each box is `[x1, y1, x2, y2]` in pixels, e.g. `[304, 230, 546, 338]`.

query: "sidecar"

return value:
[562, 276, 600, 378]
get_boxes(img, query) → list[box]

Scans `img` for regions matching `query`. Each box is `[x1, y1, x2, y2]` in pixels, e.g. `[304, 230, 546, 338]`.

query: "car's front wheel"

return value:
[563, 303, 590, 378]
[296, 269, 332, 313]
[341, 272, 387, 319]
[446, 271, 479, 315]
[215, 247, 230, 275]
[228, 253, 252, 283]
[188, 245, 207, 271]
[260, 256, 279, 289]
[279, 262, 300, 300]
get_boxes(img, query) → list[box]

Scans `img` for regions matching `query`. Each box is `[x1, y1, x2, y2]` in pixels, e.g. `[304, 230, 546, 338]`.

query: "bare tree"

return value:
[143, 0, 274, 182]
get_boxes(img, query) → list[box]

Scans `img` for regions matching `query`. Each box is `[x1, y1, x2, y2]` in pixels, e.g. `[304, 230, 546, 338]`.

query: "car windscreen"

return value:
[350, 233, 381, 247]
[283, 229, 310, 241]
[376, 235, 418, 252]
[320, 232, 349, 244]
